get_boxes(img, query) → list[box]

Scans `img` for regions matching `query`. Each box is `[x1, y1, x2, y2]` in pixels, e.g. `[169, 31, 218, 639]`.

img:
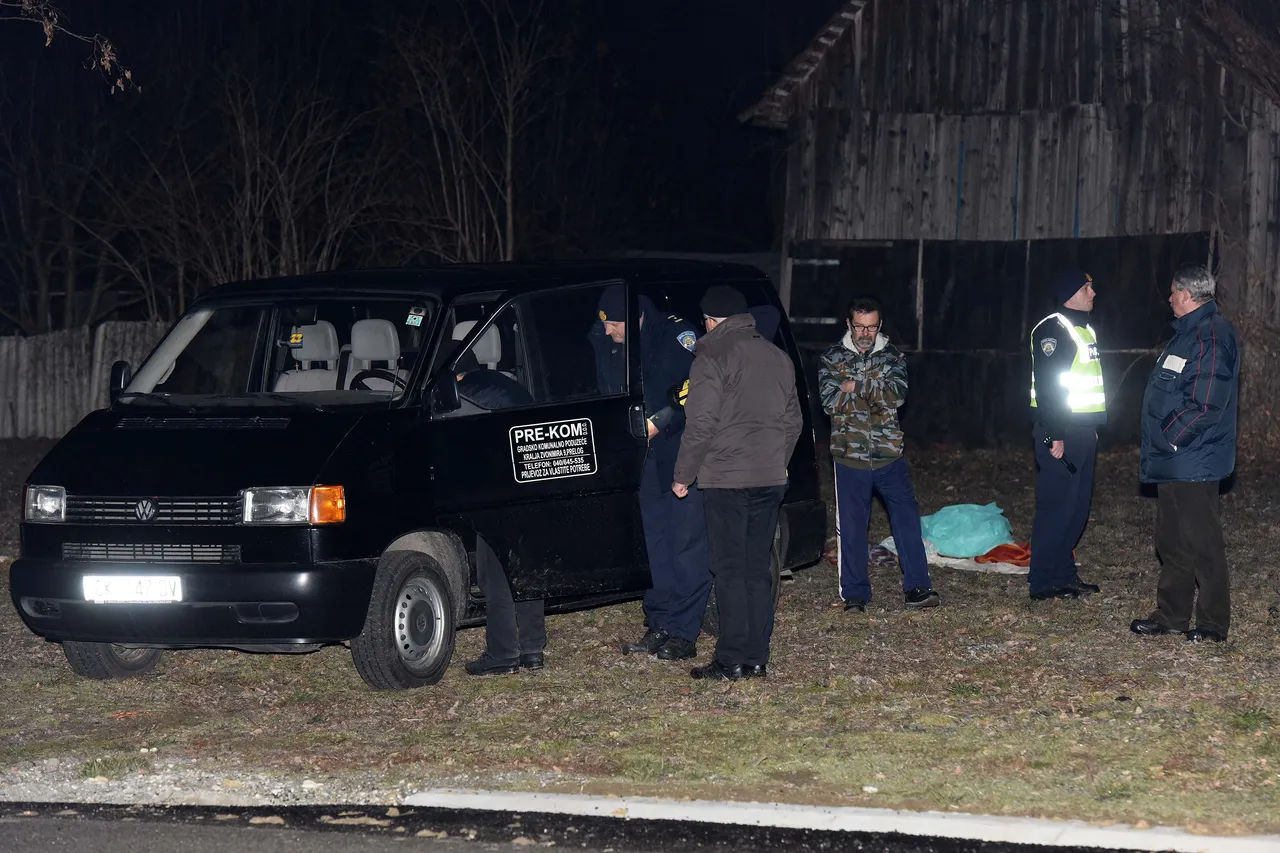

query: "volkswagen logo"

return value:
[134, 499, 158, 522]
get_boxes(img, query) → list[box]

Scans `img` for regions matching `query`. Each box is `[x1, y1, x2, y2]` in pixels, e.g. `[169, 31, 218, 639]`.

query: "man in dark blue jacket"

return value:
[590, 285, 710, 662]
[1131, 265, 1239, 644]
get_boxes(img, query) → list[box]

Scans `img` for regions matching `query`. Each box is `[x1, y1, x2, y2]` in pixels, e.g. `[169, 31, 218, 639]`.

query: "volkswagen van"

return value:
[11, 261, 826, 689]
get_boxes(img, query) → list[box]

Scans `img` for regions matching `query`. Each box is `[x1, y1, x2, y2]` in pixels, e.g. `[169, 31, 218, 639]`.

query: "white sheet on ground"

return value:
[878, 536, 1029, 576]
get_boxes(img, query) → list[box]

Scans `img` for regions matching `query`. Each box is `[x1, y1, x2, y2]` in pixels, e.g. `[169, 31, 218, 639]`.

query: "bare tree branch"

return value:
[0, 0, 135, 91]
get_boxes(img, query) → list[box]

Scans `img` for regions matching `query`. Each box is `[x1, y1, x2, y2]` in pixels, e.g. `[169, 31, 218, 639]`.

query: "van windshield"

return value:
[120, 298, 433, 408]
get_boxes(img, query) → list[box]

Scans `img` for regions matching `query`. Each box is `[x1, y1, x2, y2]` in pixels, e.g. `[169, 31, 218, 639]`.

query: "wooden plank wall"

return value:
[780, 0, 1280, 325]
[787, 103, 1219, 244]
[0, 322, 167, 439]
[805, 0, 1232, 115]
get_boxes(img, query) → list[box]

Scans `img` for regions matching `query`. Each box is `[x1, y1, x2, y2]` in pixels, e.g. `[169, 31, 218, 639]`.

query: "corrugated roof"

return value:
[738, 0, 866, 130]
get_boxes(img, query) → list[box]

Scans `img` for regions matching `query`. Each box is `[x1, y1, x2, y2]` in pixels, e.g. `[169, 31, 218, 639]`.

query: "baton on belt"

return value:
[1042, 435, 1078, 475]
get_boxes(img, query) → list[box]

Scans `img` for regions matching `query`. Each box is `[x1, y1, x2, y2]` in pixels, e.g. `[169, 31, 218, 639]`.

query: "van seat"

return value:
[274, 321, 340, 392]
[346, 319, 408, 391]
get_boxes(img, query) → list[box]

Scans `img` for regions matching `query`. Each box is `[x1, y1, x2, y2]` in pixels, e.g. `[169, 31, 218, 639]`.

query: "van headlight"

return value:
[242, 486, 345, 525]
[24, 486, 66, 523]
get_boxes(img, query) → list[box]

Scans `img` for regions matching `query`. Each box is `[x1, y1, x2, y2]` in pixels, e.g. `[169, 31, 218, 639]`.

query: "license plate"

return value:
[82, 575, 183, 603]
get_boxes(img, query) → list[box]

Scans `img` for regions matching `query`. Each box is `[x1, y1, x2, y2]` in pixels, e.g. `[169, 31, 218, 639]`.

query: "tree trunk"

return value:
[1217, 241, 1280, 453]
[505, 122, 516, 262]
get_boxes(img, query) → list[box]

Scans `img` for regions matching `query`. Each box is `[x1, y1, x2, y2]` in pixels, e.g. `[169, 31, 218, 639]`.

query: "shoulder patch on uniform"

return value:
[677, 330, 697, 352]
[1041, 337, 1057, 356]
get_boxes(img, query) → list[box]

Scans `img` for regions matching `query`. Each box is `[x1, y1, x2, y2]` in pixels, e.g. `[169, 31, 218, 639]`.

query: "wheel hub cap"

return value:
[395, 578, 444, 666]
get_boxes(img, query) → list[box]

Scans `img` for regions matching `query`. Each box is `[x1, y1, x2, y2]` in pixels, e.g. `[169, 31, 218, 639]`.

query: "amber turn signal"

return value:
[309, 485, 346, 524]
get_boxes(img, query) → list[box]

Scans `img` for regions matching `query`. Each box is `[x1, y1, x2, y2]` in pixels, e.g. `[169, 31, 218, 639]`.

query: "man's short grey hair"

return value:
[1172, 265, 1216, 302]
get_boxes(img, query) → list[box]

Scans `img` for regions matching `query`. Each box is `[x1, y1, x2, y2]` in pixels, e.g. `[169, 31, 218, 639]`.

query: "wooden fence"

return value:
[0, 322, 168, 439]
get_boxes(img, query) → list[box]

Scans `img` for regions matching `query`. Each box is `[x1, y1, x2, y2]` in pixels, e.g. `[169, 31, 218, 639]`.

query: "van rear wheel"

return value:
[701, 539, 782, 639]
[62, 641, 162, 679]
[351, 551, 455, 690]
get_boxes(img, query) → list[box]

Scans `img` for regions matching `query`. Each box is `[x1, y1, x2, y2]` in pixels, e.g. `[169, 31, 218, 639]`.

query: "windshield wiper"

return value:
[116, 392, 191, 410]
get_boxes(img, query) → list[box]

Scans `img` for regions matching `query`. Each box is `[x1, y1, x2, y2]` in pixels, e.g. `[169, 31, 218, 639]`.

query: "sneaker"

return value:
[519, 652, 545, 670]
[842, 598, 867, 613]
[905, 587, 941, 608]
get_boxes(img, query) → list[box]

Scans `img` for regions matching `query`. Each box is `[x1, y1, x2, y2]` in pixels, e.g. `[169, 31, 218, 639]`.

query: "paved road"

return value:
[0, 802, 1132, 853]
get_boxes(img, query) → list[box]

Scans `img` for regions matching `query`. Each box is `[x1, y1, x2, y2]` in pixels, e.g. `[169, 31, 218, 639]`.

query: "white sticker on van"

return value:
[510, 418, 597, 483]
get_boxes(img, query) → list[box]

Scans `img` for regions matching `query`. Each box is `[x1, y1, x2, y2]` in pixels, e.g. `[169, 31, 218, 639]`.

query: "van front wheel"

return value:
[62, 641, 162, 679]
[351, 552, 456, 690]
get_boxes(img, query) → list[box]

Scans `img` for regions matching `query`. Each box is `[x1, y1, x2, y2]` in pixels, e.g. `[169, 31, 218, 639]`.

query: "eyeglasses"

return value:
[851, 324, 880, 333]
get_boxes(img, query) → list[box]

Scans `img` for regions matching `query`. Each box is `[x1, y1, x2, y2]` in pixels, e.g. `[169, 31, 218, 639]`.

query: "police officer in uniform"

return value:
[1028, 268, 1106, 600]
[590, 285, 711, 661]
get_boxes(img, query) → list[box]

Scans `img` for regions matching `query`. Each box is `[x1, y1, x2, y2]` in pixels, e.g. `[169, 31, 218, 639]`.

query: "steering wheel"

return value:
[349, 369, 408, 392]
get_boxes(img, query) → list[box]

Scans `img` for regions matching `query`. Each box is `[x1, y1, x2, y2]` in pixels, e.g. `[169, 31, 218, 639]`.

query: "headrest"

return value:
[452, 319, 502, 367]
[350, 319, 400, 363]
[293, 321, 339, 366]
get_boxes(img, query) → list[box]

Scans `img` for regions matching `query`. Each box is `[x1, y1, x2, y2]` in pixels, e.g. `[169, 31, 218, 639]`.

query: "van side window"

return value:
[522, 283, 628, 404]
[450, 303, 535, 411]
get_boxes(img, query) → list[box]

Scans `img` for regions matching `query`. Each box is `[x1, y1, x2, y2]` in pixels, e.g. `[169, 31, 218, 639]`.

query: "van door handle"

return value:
[628, 404, 647, 439]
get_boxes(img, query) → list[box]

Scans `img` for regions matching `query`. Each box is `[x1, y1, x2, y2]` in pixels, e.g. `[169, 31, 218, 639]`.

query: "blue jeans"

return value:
[638, 451, 712, 642]
[834, 457, 932, 602]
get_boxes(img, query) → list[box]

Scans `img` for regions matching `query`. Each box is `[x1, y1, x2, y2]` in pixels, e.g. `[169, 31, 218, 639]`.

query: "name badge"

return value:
[1162, 354, 1187, 373]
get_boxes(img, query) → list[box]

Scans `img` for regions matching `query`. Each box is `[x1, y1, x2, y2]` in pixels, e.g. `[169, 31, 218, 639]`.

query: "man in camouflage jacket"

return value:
[819, 296, 940, 612]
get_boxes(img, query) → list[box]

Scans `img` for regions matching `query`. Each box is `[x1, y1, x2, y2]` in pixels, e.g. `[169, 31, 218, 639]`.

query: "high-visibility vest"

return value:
[1029, 313, 1106, 413]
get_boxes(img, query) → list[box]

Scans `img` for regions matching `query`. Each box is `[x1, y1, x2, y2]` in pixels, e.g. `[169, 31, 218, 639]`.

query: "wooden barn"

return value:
[743, 0, 1280, 445]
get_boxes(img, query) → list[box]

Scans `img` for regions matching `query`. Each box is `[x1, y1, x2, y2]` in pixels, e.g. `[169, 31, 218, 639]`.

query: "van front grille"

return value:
[61, 542, 241, 563]
[64, 496, 241, 525]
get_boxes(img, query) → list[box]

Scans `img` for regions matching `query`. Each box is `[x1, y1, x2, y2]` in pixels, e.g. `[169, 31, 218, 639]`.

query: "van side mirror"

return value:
[109, 360, 131, 404]
[430, 366, 461, 414]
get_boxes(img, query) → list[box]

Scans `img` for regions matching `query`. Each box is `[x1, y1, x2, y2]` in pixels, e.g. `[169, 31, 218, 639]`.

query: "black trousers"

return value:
[1029, 425, 1098, 594]
[703, 486, 786, 667]
[1152, 481, 1230, 635]
[477, 537, 546, 662]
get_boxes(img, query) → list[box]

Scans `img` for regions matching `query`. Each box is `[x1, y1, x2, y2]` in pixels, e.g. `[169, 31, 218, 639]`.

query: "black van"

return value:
[11, 261, 826, 690]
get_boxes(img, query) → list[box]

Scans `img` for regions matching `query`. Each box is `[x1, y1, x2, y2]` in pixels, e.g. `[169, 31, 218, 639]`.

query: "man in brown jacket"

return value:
[672, 285, 803, 681]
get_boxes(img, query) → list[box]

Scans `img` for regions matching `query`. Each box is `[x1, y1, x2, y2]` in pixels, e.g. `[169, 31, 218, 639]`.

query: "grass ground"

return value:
[2, 438, 1280, 833]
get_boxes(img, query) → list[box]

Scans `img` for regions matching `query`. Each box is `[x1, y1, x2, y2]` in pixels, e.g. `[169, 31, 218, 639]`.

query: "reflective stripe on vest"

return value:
[1029, 313, 1106, 413]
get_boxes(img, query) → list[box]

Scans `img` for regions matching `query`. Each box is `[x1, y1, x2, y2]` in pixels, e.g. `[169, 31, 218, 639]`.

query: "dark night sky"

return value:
[1, 0, 837, 254]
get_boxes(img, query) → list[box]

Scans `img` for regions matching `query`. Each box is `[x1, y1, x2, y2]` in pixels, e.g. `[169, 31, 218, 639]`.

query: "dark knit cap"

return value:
[1051, 268, 1093, 306]
[700, 285, 748, 319]
[597, 285, 626, 322]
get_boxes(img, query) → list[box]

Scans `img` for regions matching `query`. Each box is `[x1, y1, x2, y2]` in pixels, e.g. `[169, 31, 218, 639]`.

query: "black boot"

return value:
[1129, 619, 1175, 637]
[464, 654, 520, 676]
[690, 660, 744, 681]
[621, 628, 669, 655]
[656, 637, 697, 661]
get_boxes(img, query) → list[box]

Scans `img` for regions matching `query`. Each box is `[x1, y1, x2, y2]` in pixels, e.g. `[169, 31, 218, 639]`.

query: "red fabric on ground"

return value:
[974, 541, 1032, 566]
